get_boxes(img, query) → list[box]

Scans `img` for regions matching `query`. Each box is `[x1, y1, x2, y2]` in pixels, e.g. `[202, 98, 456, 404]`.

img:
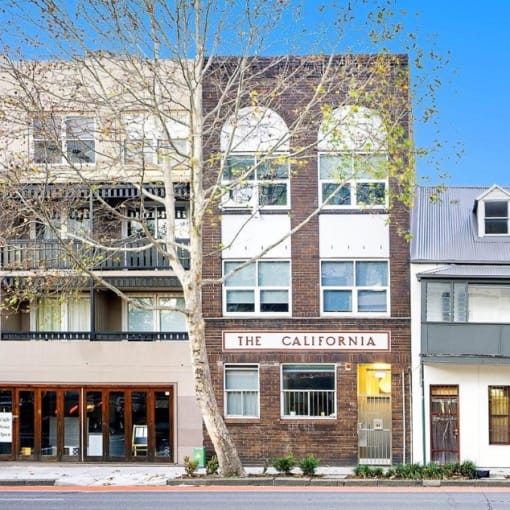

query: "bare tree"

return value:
[0, 0, 443, 475]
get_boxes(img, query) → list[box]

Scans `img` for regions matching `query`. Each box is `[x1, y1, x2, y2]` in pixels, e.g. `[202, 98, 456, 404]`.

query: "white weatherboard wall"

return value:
[319, 214, 389, 258]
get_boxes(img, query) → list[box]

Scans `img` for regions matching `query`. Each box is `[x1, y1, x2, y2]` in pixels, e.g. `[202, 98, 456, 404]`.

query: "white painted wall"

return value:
[319, 214, 389, 258]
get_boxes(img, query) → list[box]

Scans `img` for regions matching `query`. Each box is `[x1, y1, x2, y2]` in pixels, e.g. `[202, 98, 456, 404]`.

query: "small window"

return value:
[221, 155, 289, 208]
[489, 386, 510, 444]
[485, 201, 509, 235]
[224, 260, 290, 314]
[321, 260, 388, 314]
[224, 365, 259, 417]
[281, 364, 336, 418]
[319, 153, 387, 207]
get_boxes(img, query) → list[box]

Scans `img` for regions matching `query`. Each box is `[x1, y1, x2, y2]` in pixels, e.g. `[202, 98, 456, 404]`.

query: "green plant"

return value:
[183, 455, 199, 477]
[459, 460, 477, 479]
[299, 454, 320, 476]
[206, 455, 219, 475]
[422, 463, 443, 479]
[354, 464, 380, 478]
[393, 463, 423, 480]
[272, 454, 296, 475]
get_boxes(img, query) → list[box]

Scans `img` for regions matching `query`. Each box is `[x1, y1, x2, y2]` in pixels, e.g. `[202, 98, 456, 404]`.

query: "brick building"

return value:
[201, 56, 412, 465]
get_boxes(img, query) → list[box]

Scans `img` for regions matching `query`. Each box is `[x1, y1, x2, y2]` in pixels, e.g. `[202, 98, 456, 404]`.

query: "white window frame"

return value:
[281, 363, 337, 419]
[32, 115, 96, 165]
[320, 259, 389, 315]
[221, 153, 290, 209]
[223, 259, 291, 316]
[124, 294, 187, 332]
[224, 364, 260, 418]
[318, 152, 388, 209]
[122, 113, 189, 166]
[483, 200, 510, 236]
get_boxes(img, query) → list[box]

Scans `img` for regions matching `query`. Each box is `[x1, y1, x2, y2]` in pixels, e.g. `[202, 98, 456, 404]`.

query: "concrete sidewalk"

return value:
[1, 463, 510, 487]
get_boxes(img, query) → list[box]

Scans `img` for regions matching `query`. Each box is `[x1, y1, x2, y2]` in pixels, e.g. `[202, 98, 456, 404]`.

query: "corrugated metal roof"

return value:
[411, 186, 510, 263]
[417, 264, 510, 279]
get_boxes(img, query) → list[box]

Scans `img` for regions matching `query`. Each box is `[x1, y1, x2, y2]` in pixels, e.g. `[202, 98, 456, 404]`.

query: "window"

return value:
[33, 115, 95, 164]
[425, 281, 510, 323]
[281, 364, 336, 418]
[122, 113, 189, 166]
[484, 201, 509, 235]
[321, 260, 388, 313]
[35, 297, 90, 332]
[34, 209, 90, 240]
[489, 386, 510, 444]
[127, 296, 186, 332]
[319, 153, 387, 207]
[224, 365, 259, 418]
[223, 260, 290, 314]
[221, 155, 289, 208]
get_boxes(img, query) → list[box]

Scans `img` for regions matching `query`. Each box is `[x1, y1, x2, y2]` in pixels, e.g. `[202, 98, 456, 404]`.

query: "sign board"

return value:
[223, 330, 390, 352]
[0, 412, 12, 443]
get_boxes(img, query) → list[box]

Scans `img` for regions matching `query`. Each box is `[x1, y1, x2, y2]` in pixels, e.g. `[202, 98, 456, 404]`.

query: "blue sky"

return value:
[1, 1, 507, 187]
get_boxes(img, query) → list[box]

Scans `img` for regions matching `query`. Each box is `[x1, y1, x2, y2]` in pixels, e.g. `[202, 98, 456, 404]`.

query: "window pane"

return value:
[226, 290, 254, 312]
[226, 368, 258, 390]
[453, 283, 467, 322]
[260, 290, 288, 312]
[68, 298, 90, 331]
[489, 386, 509, 444]
[223, 156, 255, 180]
[319, 154, 351, 179]
[124, 139, 154, 164]
[34, 140, 61, 164]
[323, 290, 351, 312]
[358, 290, 387, 312]
[355, 154, 387, 179]
[159, 297, 187, 332]
[485, 219, 508, 234]
[128, 298, 154, 331]
[486, 201, 508, 217]
[259, 183, 287, 206]
[226, 393, 243, 415]
[322, 183, 351, 205]
[37, 299, 61, 331]
[257, 159, 288, 179]
[469, 285, 510, 323]
[426, 282, 451, 321]
[356, 182, 386, 205]
[356, 261, 388, 286]
[67, 140, 95, 163]
[321, 261, 353, 286]
[258, 261, 289, 286]
[224, 262, 256, 286]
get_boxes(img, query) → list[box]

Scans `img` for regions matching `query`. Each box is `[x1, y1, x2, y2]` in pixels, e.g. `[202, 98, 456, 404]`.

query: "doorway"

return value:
[430, 385, 459, 463]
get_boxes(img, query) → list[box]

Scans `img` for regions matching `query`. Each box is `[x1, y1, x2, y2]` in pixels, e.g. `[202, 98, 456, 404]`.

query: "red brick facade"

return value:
[201, 56, 411, 465]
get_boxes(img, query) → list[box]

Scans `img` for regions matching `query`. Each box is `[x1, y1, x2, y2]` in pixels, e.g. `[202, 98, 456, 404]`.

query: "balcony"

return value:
[0, 331, 189, 341]
[421, 322, 510, 362]
[0, 239, 190, 271]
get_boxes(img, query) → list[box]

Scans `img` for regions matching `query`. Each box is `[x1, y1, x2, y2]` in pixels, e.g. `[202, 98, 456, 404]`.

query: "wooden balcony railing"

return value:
[0, 331, 189, 341]
[0, 239, 190, 271]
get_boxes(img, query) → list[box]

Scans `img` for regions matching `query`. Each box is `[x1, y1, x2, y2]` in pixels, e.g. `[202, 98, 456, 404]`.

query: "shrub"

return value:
[299, 454, 320, 476]
[393, 463, 423, 480]
[272, 454, 296, 475]
[183, 455, 199, 477]
[422, 463, 443, 479]
[206, 455, 219, 475]
[354, 464, 382, 478]
[459, 460, 477, 479]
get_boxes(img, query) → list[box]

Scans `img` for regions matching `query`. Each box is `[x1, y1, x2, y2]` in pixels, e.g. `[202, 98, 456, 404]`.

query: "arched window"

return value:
[220, 107, 290, 208]
[318, 106, 388, 208]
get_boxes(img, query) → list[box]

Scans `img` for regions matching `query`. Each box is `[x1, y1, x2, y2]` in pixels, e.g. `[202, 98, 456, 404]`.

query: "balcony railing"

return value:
[0, 239, 190, 271]
[0, 331, 189, 341]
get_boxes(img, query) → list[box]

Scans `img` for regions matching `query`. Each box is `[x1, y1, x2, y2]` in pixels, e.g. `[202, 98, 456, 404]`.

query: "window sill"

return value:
[280, 416, 337, 423]
[224, 417, 260, 424]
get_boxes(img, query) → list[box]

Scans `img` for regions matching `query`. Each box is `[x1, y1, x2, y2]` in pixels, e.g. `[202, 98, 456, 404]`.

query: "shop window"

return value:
[221, 154, 289, 208]
[33, 115, 95, 164]
[281, 364, 336, 418]
[127, 295, 187, 332]
[319, 153, 387, 207]
[321, 260, 388, 314]
[224, 365, 259, 418]
[223, 260, 290, 315]
[489, 386, 510, 444]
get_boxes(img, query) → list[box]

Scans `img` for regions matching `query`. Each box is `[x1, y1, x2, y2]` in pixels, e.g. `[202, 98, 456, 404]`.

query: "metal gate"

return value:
[357, 365, 392, 465]
[430, 385, 459, 463]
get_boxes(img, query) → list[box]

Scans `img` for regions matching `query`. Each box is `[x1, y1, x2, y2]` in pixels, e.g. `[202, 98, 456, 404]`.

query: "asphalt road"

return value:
[2, 488, 510, 510]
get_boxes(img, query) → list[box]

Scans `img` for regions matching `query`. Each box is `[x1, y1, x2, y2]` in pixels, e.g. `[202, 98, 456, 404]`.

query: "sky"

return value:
[1, 1, 508, 188]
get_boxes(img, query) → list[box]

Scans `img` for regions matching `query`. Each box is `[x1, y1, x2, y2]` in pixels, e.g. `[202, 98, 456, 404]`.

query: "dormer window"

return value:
[475, 185, 510, 237]
[484, 201, 508, 235]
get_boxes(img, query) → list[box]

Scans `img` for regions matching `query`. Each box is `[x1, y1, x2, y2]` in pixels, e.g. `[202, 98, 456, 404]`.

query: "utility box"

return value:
[192, 447, 205, 468]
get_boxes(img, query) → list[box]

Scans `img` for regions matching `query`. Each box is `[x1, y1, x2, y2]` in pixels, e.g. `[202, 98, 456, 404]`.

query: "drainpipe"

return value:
[420, 357, 426, 465]
[402, 369, 406, 464]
